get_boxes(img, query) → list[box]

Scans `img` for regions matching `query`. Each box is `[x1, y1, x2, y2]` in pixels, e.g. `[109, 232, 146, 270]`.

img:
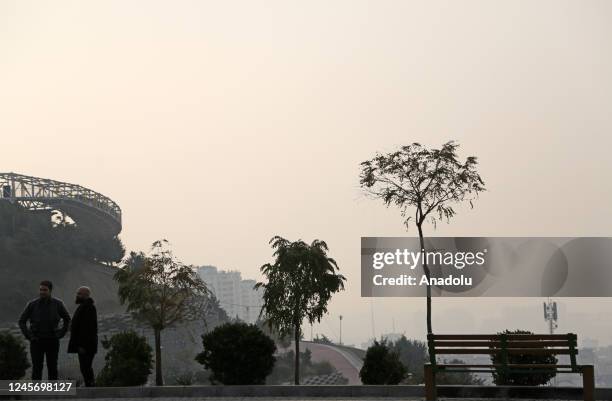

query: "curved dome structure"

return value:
[0, 172, 121, 236]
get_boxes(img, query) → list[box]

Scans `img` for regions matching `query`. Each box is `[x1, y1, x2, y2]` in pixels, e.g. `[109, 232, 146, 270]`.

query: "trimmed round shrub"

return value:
[97, 330, 153, 386]
[196, 322, 276, 384]
[0, 331, 30, 379]
[491, 329, 558, 386]
[360, 340, 407, 384]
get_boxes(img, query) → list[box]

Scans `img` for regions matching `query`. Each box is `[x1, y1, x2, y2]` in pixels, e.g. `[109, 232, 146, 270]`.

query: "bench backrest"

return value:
[427, 333, 578, 369]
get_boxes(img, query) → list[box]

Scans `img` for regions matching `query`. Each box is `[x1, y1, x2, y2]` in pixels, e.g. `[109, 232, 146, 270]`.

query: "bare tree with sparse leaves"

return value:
[360, 141, 485, 334]
[115, 240, 209, 385]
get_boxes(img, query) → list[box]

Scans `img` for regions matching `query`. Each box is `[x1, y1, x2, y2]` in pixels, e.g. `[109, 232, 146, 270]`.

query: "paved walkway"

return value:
[55, 398, 569, 401]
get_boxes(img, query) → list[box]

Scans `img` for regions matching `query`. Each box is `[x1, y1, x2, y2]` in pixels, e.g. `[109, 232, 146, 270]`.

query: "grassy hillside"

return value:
[0, 201, 126, 323]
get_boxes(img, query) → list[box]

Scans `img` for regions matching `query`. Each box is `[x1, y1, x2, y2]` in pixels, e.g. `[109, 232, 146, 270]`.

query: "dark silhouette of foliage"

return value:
[195, 322, 276, 385]
[256, 236, 346, 384]
[115, 240, 210, 386]
[255, 317, 291, 348]
[313, 334, 334, 345]
[0, 202, 124, 264]
[360, 339, 407, 384]
[0, 331, 30, 379]
[390, 335, 428, 383]
[387, 335, 483, 384]
[360, 141, 485, 334]
[97, 331, 153, 387]
[491, 329, 557, 386]
[436, 359, 485, 385]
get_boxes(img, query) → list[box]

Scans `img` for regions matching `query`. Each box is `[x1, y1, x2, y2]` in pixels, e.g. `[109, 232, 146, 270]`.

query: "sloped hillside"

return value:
[0, 201, 125, 323]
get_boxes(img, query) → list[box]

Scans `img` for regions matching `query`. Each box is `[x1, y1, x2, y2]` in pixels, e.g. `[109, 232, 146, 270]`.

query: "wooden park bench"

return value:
[425, 333, 595, 401]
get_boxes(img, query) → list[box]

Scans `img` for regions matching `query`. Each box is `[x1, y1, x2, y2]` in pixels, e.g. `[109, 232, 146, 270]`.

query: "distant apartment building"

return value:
[197, 265, 262, 323]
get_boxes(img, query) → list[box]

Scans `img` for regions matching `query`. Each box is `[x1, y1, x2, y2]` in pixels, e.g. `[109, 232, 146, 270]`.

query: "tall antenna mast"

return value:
[543, 298, 558, 335]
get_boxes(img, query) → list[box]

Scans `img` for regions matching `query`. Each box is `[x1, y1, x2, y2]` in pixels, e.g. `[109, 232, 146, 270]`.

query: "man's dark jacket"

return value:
[18, 297, 71, 340]
[67, 298, 98, 354]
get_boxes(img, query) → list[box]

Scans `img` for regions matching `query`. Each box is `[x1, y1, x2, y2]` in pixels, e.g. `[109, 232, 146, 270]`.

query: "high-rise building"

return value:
[241, 279, 262, 323]
[197, 265, 262, 323]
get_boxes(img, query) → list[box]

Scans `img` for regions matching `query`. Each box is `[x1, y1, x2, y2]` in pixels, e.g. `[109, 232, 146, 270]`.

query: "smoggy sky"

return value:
[2, 0, 612, 347]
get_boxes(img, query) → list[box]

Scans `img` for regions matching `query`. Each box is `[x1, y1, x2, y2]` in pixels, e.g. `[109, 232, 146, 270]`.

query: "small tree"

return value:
[115, 240, 210, 385]
[195, 322, 276, 384]
[360, 141, 485, 334]
[491, 330, 557, 386]
[0, 331, 30, 380]
[97, 331, 153, 387]
[256, 236, 346, 384]
[360, 340, 407, 384]
[391, 335, 427, 384]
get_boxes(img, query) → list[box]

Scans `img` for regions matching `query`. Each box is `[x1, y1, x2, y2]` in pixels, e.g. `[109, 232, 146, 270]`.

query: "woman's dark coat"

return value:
[67, 298, 98, 354]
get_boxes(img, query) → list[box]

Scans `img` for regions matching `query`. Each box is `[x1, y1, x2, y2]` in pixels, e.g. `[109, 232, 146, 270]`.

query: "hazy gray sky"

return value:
[2, 0, 612, 346]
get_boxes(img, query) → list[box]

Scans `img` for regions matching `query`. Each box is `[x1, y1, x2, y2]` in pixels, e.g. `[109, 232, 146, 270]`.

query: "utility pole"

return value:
[370, 299, 376, 341]
[339, 315, 343, 345]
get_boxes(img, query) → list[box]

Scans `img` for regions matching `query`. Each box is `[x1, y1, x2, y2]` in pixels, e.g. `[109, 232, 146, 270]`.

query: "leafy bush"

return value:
[196, 322, 276, 385]
[491, 329, 557, 386]
[97, 331, 153, 386]
[360, 340, 407, 384]
[0, 331, 30, 379]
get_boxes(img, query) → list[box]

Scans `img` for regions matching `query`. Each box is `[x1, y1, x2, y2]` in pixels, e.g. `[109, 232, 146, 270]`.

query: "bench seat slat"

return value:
[435, 368, 577, 374]
[434, 348, 573, 355]
[430, 334, 573, 340]
[435, 364, 574, 369]
[433, 340, 571, 347]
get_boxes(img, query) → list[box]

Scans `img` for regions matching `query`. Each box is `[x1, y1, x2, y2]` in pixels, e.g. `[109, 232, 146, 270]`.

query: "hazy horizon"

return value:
[2, 0, 612, 347]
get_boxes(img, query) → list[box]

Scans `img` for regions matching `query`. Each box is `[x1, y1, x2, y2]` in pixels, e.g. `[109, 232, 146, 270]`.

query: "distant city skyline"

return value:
[197, 265, 262, 324]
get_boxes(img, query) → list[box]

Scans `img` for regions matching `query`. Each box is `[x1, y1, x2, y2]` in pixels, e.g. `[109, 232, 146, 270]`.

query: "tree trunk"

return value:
[417, 223, 433, 334]
[154, 328, 163, 386]
[294, 325, 300, 385]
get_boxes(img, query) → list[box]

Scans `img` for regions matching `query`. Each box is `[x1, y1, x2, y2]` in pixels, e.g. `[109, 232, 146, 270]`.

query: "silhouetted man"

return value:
[19, 280, 71, 380]
[67, 286, 98, 387]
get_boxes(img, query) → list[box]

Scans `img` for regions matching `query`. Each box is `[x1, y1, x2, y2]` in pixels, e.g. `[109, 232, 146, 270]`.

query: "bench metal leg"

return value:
[424, 364, 437, 401]
[583, 365, 595, 401]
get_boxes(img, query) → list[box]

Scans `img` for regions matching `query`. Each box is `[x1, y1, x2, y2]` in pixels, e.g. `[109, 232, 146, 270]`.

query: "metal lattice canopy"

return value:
[0, 172, 122, 236]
